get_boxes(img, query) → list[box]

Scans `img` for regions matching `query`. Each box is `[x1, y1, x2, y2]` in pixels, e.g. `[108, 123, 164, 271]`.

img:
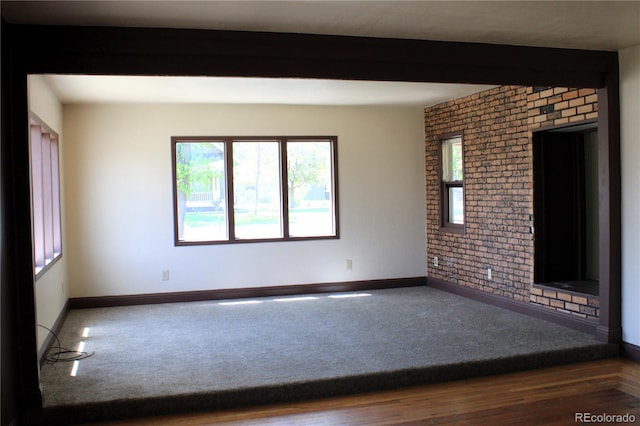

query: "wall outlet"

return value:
[487, 268, 492, 280]
[162, 270, 170, 281]
[433, 256, 438, 267]
[346, 259, 353, 271]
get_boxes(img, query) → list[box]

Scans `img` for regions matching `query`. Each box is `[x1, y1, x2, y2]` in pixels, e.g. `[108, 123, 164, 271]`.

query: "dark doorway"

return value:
[533, 123, 599, 295]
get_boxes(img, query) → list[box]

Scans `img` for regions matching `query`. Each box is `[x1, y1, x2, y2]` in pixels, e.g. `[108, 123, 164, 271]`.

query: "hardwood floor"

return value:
[87, 358, 640, 426]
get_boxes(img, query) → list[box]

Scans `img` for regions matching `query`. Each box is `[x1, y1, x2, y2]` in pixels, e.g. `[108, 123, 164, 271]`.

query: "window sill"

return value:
[35, 253, 62, 281]
[176, 235, 339, 246]
[440, 224, 465, 235]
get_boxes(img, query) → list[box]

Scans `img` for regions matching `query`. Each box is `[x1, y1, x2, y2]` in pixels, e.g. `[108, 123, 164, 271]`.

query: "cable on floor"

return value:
[38, 324, 95, 364]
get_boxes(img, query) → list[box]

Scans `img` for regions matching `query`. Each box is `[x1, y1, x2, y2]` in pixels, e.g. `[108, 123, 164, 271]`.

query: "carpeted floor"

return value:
[36, 286, 617, 425]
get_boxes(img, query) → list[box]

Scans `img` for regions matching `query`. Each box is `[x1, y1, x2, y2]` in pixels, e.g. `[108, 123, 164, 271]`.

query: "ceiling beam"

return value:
[13, 24, 614, 87]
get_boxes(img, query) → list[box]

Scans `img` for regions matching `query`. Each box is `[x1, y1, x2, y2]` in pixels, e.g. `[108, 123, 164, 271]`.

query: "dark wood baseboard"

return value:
[38, 299, 70, 367]
[426, 277, 599, 335]
[69, 277, 426, 309]
[621, 341, 640, 363]
[596, 324, 624, 344]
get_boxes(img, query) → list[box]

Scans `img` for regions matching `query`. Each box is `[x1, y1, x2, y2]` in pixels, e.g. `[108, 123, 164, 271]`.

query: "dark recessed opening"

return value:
[533, 122, 599, 296]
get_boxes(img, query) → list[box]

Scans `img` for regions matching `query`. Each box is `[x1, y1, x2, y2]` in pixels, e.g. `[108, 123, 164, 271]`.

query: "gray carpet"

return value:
[35, 286, 617, 424]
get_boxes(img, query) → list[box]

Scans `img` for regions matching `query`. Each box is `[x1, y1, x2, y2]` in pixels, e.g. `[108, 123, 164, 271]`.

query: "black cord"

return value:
[38, 324, 95, 364]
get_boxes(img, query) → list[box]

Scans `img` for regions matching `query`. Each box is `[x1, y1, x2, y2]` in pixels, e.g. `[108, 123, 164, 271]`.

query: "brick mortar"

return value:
[425, 86, 599, 320]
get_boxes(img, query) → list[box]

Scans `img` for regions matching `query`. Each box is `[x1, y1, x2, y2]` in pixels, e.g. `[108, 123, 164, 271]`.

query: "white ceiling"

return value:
[6, 1, 639, 106]
[40, 75, 496, 107]
[3, 1, 639, 51]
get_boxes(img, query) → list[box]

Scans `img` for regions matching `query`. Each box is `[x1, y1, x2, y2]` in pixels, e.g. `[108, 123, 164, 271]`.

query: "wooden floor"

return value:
[87, 358, 640, 426]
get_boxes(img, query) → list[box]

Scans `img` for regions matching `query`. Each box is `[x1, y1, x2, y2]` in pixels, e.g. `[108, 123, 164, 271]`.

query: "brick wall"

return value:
[527, 86, 598, 130]
[425, 86, 533, 302]
[425, 85, 599, 320]
[526, 86, 600, 319]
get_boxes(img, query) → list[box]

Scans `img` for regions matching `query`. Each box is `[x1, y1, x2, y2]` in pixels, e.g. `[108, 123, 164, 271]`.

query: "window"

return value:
[172, 136, 338, 245]
[29, 115, 62, 277]
[440, 135, 464, 229]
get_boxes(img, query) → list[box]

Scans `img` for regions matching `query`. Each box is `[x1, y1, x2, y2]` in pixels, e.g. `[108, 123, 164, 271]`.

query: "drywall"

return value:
[620, 44, 640, 347]
[63, 103, 426, 297]
[28, 75, 68, 350]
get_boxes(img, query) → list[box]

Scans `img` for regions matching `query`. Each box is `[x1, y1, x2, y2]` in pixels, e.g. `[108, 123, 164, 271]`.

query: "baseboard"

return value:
[38, 299, 70, 367]
[621, 341, 640, 363]
[426, 277, 598, 335]
[596, 324, 623, 344]
[69, 277, 427, 309]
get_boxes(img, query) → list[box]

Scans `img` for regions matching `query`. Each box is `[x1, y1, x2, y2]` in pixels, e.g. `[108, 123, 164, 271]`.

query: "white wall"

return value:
[620, 45, 640, 347]
[63, 104, 426, 297]
[28, 75, 68, 350]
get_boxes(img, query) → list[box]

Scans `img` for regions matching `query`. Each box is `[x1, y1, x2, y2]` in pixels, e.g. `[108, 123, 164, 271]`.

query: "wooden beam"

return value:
[14, 24, 613, 87]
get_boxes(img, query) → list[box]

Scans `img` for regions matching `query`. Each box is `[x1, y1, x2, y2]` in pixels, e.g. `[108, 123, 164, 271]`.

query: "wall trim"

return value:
[533, 118, 598, 133]
[38, 299, 70, 367]
[596, 324, 624, 344]
[426, 277, 598, 335]
[621, 341, 640, 363]
[69, 277, 426, 309]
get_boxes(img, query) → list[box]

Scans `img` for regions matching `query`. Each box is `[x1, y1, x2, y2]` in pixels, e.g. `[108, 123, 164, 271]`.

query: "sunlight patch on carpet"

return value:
[219, 300, 263, 306]
[328, 293, 372, 299]
[274, 296, 319, 302]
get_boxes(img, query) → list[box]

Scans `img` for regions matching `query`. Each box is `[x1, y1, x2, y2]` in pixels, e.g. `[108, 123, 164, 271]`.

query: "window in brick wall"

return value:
[172, 136, 338, 245]
[440, 135, 464, 230]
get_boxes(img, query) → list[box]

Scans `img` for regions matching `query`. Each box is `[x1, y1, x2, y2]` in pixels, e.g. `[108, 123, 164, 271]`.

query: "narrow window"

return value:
[174, 140, 227, 242]
[441, 135, 464, 230]
[232, 140, 282, 240]
[287, 140, 336, 238]
[172, 136, 338, 245]
[29, 115, 63, 277]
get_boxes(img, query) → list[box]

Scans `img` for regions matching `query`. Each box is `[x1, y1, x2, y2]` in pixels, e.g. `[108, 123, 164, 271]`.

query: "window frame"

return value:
[29, 113, 63, 279]
[171, 136, 339, 245]
[439, 133, 465, 233]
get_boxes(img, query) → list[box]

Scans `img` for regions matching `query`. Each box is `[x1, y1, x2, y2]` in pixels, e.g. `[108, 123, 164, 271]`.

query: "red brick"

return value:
[579, 88, 596, 97]
[569, 97, 586, 108]
[559, 295, 574, 304]
[550, 299, 565, 308]
[572, 295, 588, 305]
[577, 104, 593, 114]
[565, 302, 580, 312]
[540, 88, 555, 99]
[424, 84, 596, 318]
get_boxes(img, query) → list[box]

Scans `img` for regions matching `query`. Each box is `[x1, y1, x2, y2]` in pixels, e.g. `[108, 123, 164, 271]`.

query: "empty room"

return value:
[2, 2, 640, 425]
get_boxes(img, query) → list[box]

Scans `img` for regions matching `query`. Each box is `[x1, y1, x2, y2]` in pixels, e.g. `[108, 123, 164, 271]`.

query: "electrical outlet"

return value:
[162, 270, 170, 281]
[487, 268, 492, 280]
[433, 256, 438, 267]
[346, 259, 353, 270]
